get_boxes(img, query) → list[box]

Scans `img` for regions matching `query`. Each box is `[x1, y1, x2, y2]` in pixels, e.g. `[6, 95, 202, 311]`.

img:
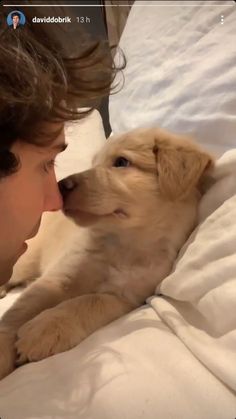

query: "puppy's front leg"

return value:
[16, 293, 135, 364]
[1, 275, 71, 332]
[0, 275, 71, 379]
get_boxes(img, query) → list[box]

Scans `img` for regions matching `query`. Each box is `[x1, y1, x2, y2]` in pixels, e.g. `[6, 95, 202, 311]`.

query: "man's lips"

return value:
[17, 241, 28, 258]
[27, 220, 41, 241]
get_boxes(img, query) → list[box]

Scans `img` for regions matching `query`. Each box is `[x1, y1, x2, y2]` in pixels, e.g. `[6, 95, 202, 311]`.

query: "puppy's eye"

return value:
[113, 157, 131, 168]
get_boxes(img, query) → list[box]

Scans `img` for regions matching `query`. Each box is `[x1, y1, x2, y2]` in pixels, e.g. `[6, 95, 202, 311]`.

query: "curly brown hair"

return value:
[0, 2, 125, 176]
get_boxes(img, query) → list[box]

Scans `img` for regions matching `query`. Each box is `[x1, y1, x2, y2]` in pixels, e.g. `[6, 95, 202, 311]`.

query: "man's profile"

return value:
[12, 12, 20, 29]
[7, 10, 26, 29]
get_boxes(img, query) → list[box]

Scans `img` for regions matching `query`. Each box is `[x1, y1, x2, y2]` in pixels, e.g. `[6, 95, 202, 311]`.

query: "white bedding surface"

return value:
[0, 114, 236, 417]
[109, 0, 236, 157]
[151, 157, 236, 392]
[0, 306, 235, 419]
[56, 110, 106, 180]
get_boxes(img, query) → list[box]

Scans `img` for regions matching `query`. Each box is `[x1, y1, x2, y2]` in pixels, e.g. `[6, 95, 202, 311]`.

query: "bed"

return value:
[0, 1, 236, 418]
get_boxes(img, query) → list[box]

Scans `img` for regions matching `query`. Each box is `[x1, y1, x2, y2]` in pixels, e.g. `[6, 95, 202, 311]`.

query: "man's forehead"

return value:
[33, 125, 67, 154]
[49, 126, 66, 150]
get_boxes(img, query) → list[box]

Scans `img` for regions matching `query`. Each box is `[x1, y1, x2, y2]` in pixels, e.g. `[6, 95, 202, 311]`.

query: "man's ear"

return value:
[153, 139, 214, 200]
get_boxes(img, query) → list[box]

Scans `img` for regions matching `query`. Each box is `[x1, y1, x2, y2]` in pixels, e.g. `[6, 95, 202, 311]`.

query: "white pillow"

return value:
[56, 109, 106, 181]
[149, 150, 236, 392]
[109, 0, 236, 157]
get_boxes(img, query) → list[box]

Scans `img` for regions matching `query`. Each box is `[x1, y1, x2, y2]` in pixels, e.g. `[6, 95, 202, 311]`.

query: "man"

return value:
[0, 2, 123, 286]
[11, 12, 21, 29]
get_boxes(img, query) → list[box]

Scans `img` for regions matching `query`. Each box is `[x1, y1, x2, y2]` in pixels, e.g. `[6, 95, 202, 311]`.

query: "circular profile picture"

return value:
[6, 10, 26, 29]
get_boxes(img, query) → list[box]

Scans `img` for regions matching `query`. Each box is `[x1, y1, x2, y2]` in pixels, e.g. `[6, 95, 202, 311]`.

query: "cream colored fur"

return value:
[0, 127, 213, 380]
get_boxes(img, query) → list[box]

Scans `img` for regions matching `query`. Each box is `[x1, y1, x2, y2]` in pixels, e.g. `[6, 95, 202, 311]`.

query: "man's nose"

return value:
[44, 183, 63, 212]
[58, 176, 78, 201]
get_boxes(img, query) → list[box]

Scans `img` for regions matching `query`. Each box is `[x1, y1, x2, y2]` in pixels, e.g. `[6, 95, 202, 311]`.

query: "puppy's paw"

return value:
[0, 281, 26, 298]
[16, 308, 85, 364]
[0, 285, 8, 298]
[0, 327, 16, 380]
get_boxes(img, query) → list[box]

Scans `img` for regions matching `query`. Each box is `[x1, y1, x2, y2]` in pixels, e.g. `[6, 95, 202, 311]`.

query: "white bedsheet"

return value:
[149, 152, 236, 392]
[0, 116, 236, 417]
[109, 0, 236, 157]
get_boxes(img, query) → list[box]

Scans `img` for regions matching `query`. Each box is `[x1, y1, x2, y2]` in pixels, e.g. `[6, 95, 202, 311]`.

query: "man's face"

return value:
[0, 124, 66, 285]
[12, 15, 20, 27]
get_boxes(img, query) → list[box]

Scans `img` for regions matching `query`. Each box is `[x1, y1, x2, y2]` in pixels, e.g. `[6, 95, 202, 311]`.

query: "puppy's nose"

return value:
[58, 177, 77, 200]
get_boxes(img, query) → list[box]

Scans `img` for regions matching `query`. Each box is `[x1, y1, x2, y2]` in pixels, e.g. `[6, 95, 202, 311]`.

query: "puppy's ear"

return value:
[153, 138, 214, 200]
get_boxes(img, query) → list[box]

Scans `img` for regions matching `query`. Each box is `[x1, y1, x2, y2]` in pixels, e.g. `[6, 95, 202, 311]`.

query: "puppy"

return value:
[0, 127, 213, 379]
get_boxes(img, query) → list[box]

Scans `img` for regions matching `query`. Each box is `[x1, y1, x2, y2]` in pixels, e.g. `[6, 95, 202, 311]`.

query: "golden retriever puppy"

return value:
[0, 127, 213, 380]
